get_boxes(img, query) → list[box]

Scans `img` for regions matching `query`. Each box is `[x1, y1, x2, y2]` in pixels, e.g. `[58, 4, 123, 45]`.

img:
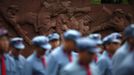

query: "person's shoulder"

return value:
[90, 63, 100, 75]
[98, 52, 108, 62]
[27, 53, 35, 62]
[97, 54, 110, 68]
[5, 53, 14, 60]
[19, 55, 26, 59]
[115, 42, 129, 54]
[113, 43, 129, 59]
[121, 53, 134, 67]
[115, 55, 134, 75]
[61, 63, 74, 75]
[19, 55, 27, 63]
[47, 46, 62, 61]
[5, 54, 16, 65]
[51, 46, 63, 56]
[64, 61, 79, 72]
[64, 63, 74, 70]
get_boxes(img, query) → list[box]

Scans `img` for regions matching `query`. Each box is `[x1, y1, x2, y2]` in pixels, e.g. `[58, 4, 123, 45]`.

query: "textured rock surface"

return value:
[0, 0, 133, 56]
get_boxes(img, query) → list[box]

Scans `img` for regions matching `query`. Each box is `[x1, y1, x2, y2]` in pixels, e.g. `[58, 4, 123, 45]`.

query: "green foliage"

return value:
[122, 0, 128, 4]
[91, 0, 101, 4]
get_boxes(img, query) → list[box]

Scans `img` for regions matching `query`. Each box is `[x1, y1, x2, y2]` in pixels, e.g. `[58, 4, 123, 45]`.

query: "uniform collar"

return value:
[9, 51, 20, 60]
[125, 42, 133, 51]
[33, 51, 45, 61]
[79, 62, 89, 69]
[77, 58, 90, 69]
[103, 51, 113, 59]
[0, 53, 10, 60]
[33, 51, 39, 59]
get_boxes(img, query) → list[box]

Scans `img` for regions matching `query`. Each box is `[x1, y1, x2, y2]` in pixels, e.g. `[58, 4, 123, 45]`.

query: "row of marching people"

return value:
[0, 24, 134, 75]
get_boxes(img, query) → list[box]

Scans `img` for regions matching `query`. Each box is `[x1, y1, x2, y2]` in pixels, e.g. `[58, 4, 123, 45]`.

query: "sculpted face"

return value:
[111, 10, 131, 32]
[7, 5, 19, 19]
[111, 16, 126, 31]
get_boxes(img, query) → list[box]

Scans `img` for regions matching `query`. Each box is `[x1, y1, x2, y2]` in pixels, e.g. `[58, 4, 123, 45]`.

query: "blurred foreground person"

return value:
[0, 28, 16, 75]
[113, 24, 134, 75]
[97, 32, 121, 75]
[112, 24, 134, 75]
[46, 29, 81, 75]
[61, 37, 100, 75]
[27, 36, 51, 75]
[88, 33, 103, 63]
[10, 37, 27, 75]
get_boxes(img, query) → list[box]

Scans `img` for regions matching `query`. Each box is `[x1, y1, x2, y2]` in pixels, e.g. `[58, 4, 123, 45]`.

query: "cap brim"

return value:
[112, 39, 121, 43]
[88, 47, 100, 53]
[97, 40, 103, 45]
[41, 43, 51, 50]
[14, 44, 25, 50]
[49, 37, 59, 41]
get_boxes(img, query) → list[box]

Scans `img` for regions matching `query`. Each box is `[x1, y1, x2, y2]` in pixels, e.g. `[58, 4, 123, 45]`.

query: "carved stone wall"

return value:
[0, 0, 133, 56]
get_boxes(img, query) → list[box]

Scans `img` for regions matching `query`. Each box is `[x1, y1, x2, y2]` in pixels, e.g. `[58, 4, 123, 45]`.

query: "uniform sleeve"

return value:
[97, 59, 108, 75]
[112, 53, 126, 75]
[25, 60, 33, 75]
[21, 58, 28, 75]
[114, 66, 134, 75]
[60, 68, 71, 75]
[112, 53, 124, 67]
[46, 55, 60, 75]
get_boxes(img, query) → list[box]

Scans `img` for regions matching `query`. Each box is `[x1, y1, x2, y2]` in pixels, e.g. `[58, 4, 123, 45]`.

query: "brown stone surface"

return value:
[0, 0, 133, 57]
